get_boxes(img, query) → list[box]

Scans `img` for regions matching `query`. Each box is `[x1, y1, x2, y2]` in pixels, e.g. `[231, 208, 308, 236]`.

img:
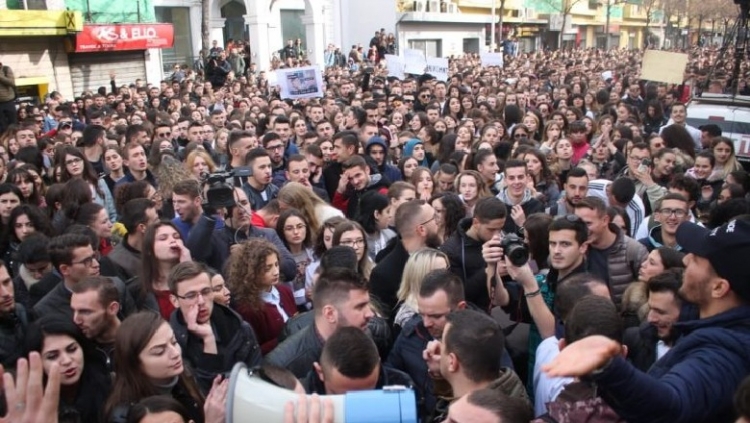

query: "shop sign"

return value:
[75, 23, 174, 52]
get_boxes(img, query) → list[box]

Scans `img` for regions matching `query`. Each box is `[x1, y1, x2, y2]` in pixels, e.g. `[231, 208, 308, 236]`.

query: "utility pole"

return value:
[491, 0, 496, 51]
[605, 0, 612, 49]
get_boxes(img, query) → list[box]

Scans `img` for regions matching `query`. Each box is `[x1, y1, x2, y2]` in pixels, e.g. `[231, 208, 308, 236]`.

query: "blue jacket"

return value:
[592, 305, 750, 423]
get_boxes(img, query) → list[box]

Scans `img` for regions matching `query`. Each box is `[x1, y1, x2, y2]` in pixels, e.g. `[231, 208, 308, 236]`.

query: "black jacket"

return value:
[170, 303, 262, 394]
[187, 216, 295, 280]
[322, 161, 343, 200]
[28, 269, 62, 309]
[386, 315, 438, 413]
[0, 304, 28, 369]
[100, 236, 141, 281]
[440, 218, 491, 312]
[623, 323, 659, 372]
[370, 239, 410, 315]
[264, 322, 324, 379]
[302, 362, 414, 394]
[33, 277, 136, 320]
[278, 311, 393, 361]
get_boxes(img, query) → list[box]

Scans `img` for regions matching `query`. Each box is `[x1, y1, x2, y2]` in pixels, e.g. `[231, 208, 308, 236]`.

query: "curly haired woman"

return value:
[228, 238, 296, 354]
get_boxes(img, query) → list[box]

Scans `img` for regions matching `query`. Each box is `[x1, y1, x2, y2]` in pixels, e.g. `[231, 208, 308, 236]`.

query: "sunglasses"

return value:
[157, 132, 172, 137]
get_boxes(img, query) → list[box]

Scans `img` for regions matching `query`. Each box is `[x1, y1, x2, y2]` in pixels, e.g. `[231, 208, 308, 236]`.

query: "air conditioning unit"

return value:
[448, 2, 459, 13]
[414, 0, 426, 12]
[428, 0, 439, 12]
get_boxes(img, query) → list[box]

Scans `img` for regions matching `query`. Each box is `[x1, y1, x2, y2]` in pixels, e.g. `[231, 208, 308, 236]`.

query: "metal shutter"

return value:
[68, 51, 146, 97]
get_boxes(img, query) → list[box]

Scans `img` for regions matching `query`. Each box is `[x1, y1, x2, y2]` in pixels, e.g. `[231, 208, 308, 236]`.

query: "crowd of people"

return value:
[0, 41, 749, 423]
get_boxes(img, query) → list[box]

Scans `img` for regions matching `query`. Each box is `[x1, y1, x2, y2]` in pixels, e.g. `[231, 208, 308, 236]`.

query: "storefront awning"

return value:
[0, 10, 83, 37]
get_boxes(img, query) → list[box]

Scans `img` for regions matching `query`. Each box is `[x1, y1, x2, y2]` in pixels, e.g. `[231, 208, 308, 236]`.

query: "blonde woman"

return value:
[185, 149, 216, 180]
[278, 182, 343, 237]
[394, 248, 449, 327]
[711, 137, 743, 179]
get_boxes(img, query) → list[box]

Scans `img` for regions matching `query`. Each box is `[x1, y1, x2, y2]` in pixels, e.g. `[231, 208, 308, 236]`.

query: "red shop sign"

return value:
[75, 23, 174, 52]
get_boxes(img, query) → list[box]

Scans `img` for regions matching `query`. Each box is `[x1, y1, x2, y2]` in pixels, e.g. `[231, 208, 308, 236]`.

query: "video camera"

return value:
[200, 167, 252, 208]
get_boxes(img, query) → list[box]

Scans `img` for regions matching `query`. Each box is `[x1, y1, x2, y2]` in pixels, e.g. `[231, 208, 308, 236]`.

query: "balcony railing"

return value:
[398, 0, 460, 13]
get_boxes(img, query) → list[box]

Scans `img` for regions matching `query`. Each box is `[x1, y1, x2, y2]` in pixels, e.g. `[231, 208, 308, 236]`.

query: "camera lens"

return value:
[506, 244, 529, 267]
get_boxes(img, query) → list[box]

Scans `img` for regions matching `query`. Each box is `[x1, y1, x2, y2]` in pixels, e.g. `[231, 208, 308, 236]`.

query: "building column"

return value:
[210, 17, 226, 48]
[301, 13, 325, 67]
[246, 13, 272, 71]
[189, 4, 203, 56]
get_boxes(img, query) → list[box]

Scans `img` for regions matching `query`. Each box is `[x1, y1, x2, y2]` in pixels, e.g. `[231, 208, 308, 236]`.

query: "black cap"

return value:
[676, 219, 750, 302]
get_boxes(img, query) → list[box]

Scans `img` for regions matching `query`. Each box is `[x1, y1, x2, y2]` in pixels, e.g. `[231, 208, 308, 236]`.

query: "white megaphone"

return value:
[226, 363, 417, 423]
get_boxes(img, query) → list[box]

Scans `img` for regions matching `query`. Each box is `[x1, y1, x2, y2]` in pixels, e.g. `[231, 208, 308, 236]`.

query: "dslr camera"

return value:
[501, 233, 529, 267]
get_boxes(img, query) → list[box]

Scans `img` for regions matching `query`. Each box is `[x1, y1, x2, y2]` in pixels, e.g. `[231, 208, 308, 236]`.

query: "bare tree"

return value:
[538, 0, 585, 47]
[496, 0, 507, 48]
[643, 0, 659, 47]
[201, 0, 211, 56]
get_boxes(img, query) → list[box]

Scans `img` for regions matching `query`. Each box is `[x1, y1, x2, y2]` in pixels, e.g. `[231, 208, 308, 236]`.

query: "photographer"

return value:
[440, 197, 507, 312]
[487, 215, 589, 383]
[206, 49, 232, 90]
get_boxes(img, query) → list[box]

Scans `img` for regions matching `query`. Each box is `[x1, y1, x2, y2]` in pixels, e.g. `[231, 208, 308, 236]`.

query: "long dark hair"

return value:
[105, 312, 203, 421]
[312, 216, 347, 259]
[140, 221, 182, 297]
[25, 316, 111, 423]
[7, 166, 42, 206]
[57, 146, 104, 197]
[429, 192, 465, 240]
[355, 191, 389, 235]
[661, 125, 696, 158]
[5, 204, 54, 245]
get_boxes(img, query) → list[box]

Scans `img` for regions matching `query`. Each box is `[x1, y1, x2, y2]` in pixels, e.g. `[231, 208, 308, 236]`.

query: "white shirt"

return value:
[261, 286, 289, 322]
[656, 340, 671, 360]
[533, 336, 574, 417]
[587, 179, 645, 238]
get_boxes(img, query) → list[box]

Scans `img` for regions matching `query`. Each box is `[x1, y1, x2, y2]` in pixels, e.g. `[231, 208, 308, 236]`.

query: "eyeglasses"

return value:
[157, 132, 172, 138]
[340, 239, 365, 247]
[175, 287, 214, 302]
[284, 223, 307, 232]
[65, 157, 83, 166]
[514, 133, 528, 139]
[657, 208, 687, 218]
[420, 214, 436, 226]
[71, 254, 99, 267]
[403, 99, 415, 103]
[266, 144, 284, 151]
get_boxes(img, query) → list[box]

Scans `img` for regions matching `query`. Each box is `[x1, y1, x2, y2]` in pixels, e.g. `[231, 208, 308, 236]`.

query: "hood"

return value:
[18, 265, 42, 290]
[365, 136, 389, 153]
[497, 187, 534, 206]
[402, 138, 423, 158]
[646, 225, 683, 251]
[456, 217, 484, 248]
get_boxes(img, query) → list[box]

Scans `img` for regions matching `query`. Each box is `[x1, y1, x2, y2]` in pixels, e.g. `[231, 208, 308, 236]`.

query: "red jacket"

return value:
[235, 284, 297, 354]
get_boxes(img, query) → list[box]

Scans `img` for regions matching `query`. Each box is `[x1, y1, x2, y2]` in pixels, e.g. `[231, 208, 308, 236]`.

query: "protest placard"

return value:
[276, 66, 324, 100]
[480, 52, 504, 67]
[641, 50, 689, 84]
[425, 57, 449, 81]
[404, 48, 427, 75]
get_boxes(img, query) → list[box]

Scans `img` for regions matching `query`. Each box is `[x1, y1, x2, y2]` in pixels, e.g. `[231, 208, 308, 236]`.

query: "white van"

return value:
[686, 93, 750, 169]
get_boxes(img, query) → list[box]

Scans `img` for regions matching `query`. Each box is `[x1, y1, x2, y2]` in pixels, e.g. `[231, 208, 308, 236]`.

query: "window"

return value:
[155, 7, 194, 73]
[408, 39, 442, 58]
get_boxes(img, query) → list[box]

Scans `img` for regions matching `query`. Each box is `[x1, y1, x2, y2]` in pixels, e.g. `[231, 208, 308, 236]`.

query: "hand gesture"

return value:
[185, 304, 213, 340]
[204, 376, 229, 423]
[510, 205, 526, 228]
[109, 71, 116, 80]
[422, 340, 443, 375]
[284, 394, 334, 423]
[542, 335, 621, 378]
[177, 241, 192, 263]
[337, 173, 350, 194]
[0, 352, 61, 423]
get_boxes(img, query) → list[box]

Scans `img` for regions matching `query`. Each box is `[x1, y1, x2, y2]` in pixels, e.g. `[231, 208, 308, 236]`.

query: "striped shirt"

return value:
[587, 179, 645, 238]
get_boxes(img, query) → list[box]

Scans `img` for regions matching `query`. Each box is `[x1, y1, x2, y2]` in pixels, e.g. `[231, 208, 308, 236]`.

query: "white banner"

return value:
[404, 48, 427, 75]
[385, 54, 405, 79]
[275, 66, 324, 100]
[480, 52, 504, 68]
[425, 57, 449, 81]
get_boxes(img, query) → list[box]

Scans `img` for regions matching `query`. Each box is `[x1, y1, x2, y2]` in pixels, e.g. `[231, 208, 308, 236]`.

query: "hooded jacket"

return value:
[402, 138, 431, 168]
[591, 305, 750, 423]
[439, 218, 492, 311]
[496, 187, 545, 235]
[637, 225, 683, 253]
[365, 136, 402, 183]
